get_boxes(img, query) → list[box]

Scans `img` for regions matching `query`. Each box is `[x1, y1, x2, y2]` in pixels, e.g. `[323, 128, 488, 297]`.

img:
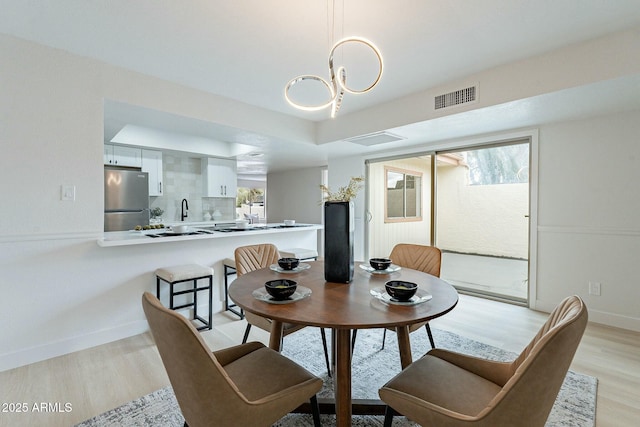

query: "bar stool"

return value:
[279, 248, 318, 261]
[155, 264, 213, 331]
[223, 258, 244, 319]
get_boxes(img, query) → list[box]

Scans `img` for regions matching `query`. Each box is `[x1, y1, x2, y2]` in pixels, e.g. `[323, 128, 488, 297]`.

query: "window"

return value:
[465, 144, 529, 185]
[385, 167, 422, 222]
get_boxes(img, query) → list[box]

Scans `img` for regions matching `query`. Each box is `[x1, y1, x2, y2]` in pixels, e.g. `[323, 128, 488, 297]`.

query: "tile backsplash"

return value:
[149, 153, 236, 223]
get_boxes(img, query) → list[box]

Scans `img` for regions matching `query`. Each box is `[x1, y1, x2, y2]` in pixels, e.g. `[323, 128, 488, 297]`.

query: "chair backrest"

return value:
[234, 243, 280, 276]
[141, 292, 249, 426]
[389, 243, 442, 277]
[479, 295, 588, 425]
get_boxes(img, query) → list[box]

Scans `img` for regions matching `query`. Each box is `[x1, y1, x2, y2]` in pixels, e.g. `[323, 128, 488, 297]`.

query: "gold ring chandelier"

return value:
[285, 36, 384, 118]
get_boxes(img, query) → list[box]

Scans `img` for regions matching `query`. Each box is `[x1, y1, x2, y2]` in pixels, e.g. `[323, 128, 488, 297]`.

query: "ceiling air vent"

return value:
[345, 131, 406, 146]
[435, 84, 478, 110]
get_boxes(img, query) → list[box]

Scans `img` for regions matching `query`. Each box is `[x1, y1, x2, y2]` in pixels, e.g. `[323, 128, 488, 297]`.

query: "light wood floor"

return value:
[1, 295, 639, 427]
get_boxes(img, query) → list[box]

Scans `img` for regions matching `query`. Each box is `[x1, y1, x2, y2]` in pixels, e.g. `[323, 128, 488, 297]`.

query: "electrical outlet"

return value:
[588, 281, 601, 296]
[61, 185, 76, 201]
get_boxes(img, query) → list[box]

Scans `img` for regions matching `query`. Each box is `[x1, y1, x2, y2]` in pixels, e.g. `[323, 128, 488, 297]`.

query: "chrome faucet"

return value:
[181, 198, 189, 221]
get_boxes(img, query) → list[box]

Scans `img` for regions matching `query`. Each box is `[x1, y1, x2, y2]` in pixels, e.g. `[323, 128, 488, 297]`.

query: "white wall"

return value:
[534, 111, 640, 329]
[0, 34, 317, 372]
[0, 230, 318, 372]
[266, 167, 325, 224]
[326, 158, 368, 261]
[266, 167, 324, 255]
[328, 110, 640, 332]
[1, 29, 639, 373]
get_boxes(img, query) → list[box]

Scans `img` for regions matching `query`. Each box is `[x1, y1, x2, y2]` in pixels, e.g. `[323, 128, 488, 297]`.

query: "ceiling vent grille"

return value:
[435, 85, 478, 110]
[345, 131, 406, 146]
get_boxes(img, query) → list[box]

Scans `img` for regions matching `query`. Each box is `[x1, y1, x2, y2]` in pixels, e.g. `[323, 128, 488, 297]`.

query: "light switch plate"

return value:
[61, 185, 76, 201]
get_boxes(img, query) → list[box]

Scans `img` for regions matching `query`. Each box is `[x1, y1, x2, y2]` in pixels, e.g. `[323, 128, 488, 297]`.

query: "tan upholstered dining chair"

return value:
[381, 243, 442, 349]
[352, 243, 442, 352]
[234, 243, 332, 376]
[142, 292, 322, 427]
[379, 295, 588, 427]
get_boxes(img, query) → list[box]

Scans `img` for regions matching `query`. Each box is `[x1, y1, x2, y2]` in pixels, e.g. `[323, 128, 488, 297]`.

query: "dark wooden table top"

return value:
[228, 260, 459, 330]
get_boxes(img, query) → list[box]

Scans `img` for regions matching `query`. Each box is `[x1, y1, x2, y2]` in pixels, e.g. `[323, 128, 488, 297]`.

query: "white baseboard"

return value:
[535, 300, 640, 332]
[0, 301, 219, 373]
[0, 320, 149, 373]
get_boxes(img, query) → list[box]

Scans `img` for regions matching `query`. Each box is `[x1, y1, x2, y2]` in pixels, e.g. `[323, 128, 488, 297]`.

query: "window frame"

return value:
[384, 166, 423, 223]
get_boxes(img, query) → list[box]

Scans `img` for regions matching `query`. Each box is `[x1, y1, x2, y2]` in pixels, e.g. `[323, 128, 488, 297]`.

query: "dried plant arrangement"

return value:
[320, 176, 365, 202]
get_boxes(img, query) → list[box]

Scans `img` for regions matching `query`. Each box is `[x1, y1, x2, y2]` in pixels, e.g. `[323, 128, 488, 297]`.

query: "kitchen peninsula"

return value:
[97, 223, 322, 247]
[1, 222, 322, 372]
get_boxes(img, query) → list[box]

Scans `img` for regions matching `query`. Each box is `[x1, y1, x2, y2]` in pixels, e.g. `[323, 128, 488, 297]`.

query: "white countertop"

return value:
[97, 223, 322, 247]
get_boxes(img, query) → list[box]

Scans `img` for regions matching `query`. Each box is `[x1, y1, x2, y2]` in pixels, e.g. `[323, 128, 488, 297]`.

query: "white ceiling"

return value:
[2, 0, 640, 177]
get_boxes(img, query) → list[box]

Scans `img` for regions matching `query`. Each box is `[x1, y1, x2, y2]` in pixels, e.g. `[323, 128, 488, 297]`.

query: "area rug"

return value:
[76, 328, 597, 426]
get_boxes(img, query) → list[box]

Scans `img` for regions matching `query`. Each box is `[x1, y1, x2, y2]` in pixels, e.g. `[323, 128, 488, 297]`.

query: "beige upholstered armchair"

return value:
[379, 295, 588, 427]
[235, 243, 331, 376]
[352, 243, 442, 352]
[142, 292, 322, 427]
[383, 243, 442, 348]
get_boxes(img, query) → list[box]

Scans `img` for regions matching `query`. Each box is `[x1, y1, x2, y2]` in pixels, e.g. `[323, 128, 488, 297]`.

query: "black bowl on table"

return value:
[385, 280, 418, 301]
[278, 257, 300, 270]
[265, 279, 298, 300]
[370, 258, 392, 270]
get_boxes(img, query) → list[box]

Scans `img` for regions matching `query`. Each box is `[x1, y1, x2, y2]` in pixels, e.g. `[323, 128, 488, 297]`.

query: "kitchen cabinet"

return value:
[141, 149, 163, 196]
[203, 158, 237, 198]
[104, 144, 142, 168]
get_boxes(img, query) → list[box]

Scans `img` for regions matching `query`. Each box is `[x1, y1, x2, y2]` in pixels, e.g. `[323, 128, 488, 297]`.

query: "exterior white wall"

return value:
[365, 157, 529, 260]
[437, 166, 529, 259]
[367, 158, 432, 258]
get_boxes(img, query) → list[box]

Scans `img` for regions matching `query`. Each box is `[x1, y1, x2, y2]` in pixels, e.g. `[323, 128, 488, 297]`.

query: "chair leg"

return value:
[383, 405, 397, 427]
[242, 324, 251, 344]
[351, 329, 358, 352]
[320, 328, 332, 377]
[425, 323, 436, 349]
[381, 328, 387, 350]
[310, 395, 321, 427]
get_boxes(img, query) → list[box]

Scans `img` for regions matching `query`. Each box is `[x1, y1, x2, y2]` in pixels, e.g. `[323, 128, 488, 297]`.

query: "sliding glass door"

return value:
[435, 141, 530, 303]
[366, 139, 531, 304]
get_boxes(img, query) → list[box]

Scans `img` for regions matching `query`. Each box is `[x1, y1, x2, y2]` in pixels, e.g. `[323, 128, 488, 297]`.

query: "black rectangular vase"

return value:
[324, 201, 354, 283]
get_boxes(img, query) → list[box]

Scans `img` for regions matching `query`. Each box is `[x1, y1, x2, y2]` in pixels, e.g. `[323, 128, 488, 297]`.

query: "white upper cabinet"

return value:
[203, 158, 237, 198]
[104, 144, 142, 168]
[141, 149, 163, 196]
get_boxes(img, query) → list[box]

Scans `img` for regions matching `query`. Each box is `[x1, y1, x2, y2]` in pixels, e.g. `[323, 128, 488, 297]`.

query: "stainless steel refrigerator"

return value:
[104, 168, 150, 231]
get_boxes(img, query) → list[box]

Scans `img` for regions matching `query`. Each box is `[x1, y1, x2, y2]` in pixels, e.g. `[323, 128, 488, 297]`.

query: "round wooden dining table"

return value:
[228, 260, 458, 427]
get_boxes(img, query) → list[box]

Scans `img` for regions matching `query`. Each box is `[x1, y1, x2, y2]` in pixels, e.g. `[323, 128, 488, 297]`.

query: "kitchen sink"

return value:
[146, 230, 214, 238]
